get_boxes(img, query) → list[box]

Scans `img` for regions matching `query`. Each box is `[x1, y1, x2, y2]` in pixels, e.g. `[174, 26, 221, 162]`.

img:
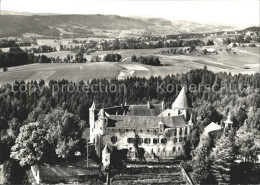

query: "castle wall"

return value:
[100, 126, 191, 160]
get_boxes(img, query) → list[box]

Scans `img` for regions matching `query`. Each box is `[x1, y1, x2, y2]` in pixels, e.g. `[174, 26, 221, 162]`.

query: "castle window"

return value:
[173, 147, 176, 152]
[168, 113, 170, 116]
[179, 137, 183, 142]
[144, 138, 151, 144]
[153, 138, 159, 144]
[179, 128, 182, 135]
[178, 147, 181, 151]
[184, 127, 187, 135]
[174, 138, 178, 143]
[140, 129, 143, 133]
[184, 137, 187, 142]
[127, 138, 134, 143]
[174, 129, 177, 136]
[111, 136, 117, 144]
[129, 147, 132, 151]
[137, 138, 143, 144]
[126, 129, 129, 132]
[147, 129, 150, 133]
[161, 138, 167, 144]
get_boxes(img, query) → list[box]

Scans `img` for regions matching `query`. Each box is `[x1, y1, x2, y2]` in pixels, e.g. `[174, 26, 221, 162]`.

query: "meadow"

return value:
[0, 38, 259, 84]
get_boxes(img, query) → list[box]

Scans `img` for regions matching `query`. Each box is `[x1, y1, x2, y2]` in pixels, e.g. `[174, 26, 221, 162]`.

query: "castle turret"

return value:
[89, 102, 96, 143]
[224, 111, 233, 131]
[172, 87, 192, 119]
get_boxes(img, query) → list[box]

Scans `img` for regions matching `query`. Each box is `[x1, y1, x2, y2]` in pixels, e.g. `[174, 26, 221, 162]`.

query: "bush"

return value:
[3, 67, 8, 72]
[248, 44, 256, 47]
[131, 55, 161, 66]
[180, 160, 193, 172]
[103, 53, 122, 62]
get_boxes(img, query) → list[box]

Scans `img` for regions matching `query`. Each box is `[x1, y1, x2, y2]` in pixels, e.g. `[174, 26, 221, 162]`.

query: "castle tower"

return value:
[172, 87, 192, 119]
[98, 108, 106, 135]
[102, 145, 111, 169]
[89, 102, 95, 143]
[224, 111, 233, 131]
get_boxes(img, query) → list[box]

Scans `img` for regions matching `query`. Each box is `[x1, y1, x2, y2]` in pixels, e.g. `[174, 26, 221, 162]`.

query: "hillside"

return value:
[0, 13, 243, 38]
[242, 26, 260, 32]
[0, 14, 152, 37]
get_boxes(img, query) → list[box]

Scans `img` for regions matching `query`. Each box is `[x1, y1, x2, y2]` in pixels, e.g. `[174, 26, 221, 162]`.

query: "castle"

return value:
[89, 87, 193, 165]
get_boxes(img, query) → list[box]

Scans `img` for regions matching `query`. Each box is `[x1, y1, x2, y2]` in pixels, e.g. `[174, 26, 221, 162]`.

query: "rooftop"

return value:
[107, 115, 187, 129]
[172, 87, 192, 110]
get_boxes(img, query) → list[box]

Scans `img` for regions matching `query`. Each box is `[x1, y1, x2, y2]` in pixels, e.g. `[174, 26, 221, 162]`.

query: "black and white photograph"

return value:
[0, 0, 260, 184]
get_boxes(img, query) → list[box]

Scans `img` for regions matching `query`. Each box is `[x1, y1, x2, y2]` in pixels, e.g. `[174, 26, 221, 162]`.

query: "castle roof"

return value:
[89, 102, 95, 110]
[172, 87, 192, 109]
[204, 122, 221, 134]
[127, 104, 162, 116]
[107, 115, 187, 129]
[98, 103, 162, 117]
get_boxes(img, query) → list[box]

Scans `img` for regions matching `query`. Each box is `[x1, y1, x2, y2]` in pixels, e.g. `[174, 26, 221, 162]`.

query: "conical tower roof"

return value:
[172, 87, 191, 109]
[89, 102, 95, 110]
[102, 145, 110, 154]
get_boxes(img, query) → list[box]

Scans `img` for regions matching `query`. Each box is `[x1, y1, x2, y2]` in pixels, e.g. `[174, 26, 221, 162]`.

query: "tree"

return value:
[42, 108, 86, 160]
[3, 67, 8, 72]
[191, 127, 200, 148]
[90, 55, 101, 62]
[10, 122, 50, 166]
[210, 133, 235, 184]
[75, 51, 85, 63]
[10, 108, 86, 166]
[206, 39, 214, 46]
[235, 125, 259, 162]
[202, 49, 207, 55]
[192, 134, 213, 184]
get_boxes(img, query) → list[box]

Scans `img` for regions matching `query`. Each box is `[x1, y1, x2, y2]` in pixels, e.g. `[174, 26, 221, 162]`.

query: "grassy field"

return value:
[0, 43, 259, 84]
[0, 63, 123, 84]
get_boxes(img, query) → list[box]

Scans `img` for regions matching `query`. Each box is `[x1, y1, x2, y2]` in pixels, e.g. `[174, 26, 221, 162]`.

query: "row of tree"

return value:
[131, 55, 161, 66]
[0, 47, 34, 68]
[0, 39, 33, 48]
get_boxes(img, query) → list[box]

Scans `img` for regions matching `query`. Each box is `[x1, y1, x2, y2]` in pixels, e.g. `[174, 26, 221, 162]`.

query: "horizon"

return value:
[1, 0, 259, 28]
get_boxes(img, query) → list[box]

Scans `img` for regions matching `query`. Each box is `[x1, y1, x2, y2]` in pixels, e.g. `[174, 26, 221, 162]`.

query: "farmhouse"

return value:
[89, 87, 193, 164]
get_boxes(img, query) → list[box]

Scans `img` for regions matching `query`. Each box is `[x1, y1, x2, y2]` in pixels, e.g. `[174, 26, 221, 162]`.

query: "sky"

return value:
[1, 0, 260, 27]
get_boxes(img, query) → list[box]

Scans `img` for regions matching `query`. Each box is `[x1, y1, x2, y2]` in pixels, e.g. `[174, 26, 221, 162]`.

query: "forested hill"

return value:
[0, 14, 152, 37]
[242, 26, 260, 32]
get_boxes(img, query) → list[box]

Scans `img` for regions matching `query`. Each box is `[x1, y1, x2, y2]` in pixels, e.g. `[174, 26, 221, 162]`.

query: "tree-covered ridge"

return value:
[0, 68, 260, 168]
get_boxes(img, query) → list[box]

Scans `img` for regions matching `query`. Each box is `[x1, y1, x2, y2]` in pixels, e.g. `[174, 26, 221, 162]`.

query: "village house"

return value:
[89, 87, 193, 164]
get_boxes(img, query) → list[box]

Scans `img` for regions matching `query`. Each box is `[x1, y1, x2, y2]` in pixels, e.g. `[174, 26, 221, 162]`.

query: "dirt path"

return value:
[117, 63, 150, 80]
